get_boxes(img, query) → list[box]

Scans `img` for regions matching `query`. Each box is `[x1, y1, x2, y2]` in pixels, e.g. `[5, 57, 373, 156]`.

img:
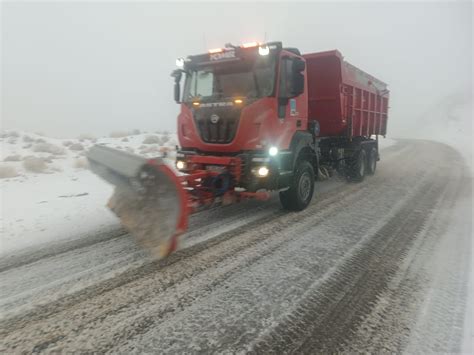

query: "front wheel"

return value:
[280, 160, 315, 211]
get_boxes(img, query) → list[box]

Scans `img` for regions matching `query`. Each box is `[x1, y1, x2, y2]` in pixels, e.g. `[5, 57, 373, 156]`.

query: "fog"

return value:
[1, 1, 472, 139]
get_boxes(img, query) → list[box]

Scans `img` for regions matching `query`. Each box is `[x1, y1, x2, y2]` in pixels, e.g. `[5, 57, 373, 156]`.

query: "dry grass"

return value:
[23, 157, 47, 173]
[109, 131, 130, 138]
[78, 133, 96, 141]
[0, 166, 19, 179]
[73, 157, 89, 169]
[33, 142, 66, 155]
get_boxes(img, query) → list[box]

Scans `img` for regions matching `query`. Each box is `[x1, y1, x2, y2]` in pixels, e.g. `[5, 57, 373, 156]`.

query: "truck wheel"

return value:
[280, 160, 315, 211]
[348, 149, 366, 182]
[367, 147, 377, 175]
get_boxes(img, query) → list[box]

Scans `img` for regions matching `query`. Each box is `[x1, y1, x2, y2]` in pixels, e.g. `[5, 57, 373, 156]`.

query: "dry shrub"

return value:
[3, 155, 22, 162]
[23, 135, 35, 142]
[132, 129, 141, 135]
[63, 141, 73, 147]
[23, 157, 47, 173]
[0, 166, 19, 178]
[121, 137, 129, 142]
[109, 131, 130, 138]
[74, 157, 89, 169]
[7, 138, 17, 144]
[78, 133, 96, 141]
[33, 142, 65, 155]
[142, 135, 162, 144]
[69, 143, 84, 151]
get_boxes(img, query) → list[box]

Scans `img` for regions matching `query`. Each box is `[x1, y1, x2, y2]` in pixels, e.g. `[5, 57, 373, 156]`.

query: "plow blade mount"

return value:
[87, 145, 188, 258]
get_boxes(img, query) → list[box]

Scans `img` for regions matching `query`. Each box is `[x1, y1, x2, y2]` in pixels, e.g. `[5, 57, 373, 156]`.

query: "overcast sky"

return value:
[1, 1, 472, 138]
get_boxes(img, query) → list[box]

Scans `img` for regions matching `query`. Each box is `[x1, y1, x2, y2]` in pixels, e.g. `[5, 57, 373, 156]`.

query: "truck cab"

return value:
[172, 42, 317, 209]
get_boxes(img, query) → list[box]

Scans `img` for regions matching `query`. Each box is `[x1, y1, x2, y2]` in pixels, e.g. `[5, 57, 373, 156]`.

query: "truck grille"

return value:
[193, 106, 242, 144]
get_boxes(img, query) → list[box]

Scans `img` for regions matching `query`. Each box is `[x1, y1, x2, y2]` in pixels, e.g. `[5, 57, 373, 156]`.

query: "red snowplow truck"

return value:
[87, 41, 389, 257]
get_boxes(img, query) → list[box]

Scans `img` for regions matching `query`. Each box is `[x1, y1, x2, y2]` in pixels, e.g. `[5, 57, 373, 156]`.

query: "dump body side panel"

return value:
[304, 50, 389, 138]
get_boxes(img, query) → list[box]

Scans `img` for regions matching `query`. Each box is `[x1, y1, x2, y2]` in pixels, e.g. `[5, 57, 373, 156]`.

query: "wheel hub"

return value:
[299, 172, 312, 202]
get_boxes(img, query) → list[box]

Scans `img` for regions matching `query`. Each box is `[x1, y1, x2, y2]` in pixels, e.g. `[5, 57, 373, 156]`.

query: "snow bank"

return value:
[0, 130, 177, 255]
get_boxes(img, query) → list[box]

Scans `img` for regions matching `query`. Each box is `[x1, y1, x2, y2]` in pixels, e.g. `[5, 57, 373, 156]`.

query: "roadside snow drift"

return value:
[0, 130, 177, 255]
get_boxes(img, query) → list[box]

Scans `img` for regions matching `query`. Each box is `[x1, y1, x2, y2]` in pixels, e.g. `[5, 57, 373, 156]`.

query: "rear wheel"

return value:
[280, 160, 315, 211]
[348, 149, 367, 182]
[367, 147, 377, 175]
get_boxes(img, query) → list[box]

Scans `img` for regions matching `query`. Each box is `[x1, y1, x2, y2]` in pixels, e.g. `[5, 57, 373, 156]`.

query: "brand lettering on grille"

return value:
[200, 102, 234, 108]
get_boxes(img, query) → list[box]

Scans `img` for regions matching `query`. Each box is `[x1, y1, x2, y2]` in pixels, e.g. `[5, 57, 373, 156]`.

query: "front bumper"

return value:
[176, 150, 293, 192]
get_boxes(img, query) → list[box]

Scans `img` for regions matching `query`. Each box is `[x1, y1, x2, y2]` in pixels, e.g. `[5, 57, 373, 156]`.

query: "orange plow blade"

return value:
[87, 145, 188, 258]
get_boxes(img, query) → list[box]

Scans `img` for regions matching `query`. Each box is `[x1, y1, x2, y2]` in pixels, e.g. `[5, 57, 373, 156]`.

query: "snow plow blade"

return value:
[87, 145, 188, 258]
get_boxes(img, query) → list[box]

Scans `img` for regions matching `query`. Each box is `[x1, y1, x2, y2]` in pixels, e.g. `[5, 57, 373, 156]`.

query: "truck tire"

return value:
[367, 147, 377, 175]
[280, 160, 315, 211]
[348, 149, 367, 182]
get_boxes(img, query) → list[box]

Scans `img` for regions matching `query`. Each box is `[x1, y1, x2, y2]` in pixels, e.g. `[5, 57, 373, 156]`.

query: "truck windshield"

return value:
[183, 57, 276, 101]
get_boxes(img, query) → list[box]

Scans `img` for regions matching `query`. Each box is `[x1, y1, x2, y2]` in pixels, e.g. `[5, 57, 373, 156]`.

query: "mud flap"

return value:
[87, 145, 188, 258]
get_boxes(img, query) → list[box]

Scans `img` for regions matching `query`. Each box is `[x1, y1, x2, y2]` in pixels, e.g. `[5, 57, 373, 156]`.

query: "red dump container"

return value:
[303, 50, 389, 138]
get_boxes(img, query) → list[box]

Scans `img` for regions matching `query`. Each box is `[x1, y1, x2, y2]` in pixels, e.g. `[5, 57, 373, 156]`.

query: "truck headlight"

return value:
[176, 57, 185, 68]
[257, 166, 269, 177]
[258, 45, 270, 56]
[176, 160, 185, 170]
[269, 146, 278, 156]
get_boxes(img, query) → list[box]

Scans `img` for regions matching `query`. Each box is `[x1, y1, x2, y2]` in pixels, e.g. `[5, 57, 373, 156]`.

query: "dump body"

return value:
[304, 50, 389, 138]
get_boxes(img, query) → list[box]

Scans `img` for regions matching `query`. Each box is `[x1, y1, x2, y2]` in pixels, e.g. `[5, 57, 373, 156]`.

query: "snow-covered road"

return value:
[0, 140, 471, 353]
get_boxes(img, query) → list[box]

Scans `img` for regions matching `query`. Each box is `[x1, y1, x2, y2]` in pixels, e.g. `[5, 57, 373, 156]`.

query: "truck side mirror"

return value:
[292, 58, 305, 73]
[174, 83, 181, 103]
[171, 70, 183, 103]
[291, 58, 305, 97]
